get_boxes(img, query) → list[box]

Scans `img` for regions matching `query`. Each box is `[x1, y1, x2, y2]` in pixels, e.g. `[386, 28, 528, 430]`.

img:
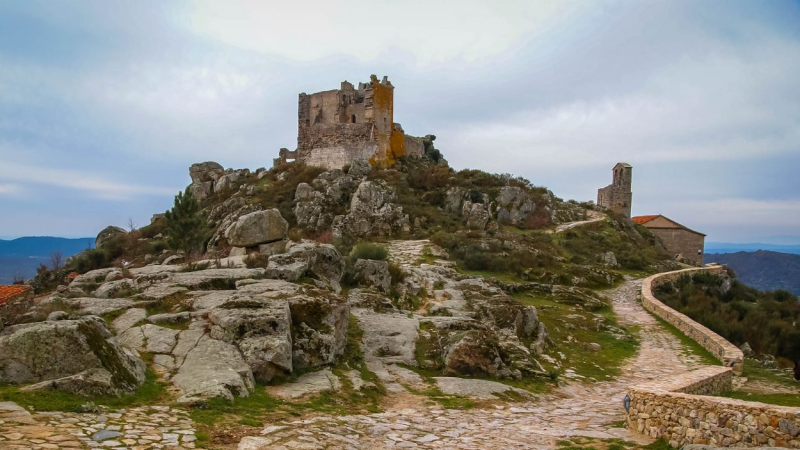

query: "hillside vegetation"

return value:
[36, 156, 675, 295]
[705, 250, 800, 295]
[654, 270, 800, 364]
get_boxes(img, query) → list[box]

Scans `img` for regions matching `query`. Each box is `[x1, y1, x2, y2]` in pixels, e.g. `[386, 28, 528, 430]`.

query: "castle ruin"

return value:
[274, 75, 424, 170]
[597, 162, 632, 218]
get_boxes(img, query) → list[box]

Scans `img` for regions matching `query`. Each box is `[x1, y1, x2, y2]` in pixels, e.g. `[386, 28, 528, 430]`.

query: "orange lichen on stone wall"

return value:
[369, 79, 406, 167]
[390, 128, 406, 158]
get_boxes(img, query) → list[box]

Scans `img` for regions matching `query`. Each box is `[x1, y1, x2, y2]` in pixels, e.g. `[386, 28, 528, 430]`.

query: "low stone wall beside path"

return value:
[626, 366, 800, 448]
[640, 265, 744, 375]
[627, 266, 800, 448]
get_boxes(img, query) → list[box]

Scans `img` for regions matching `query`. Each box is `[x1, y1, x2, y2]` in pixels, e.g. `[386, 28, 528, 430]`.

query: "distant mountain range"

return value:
[705, 242, 800, 255]
[705, 250, 800, 296]
[0, 236, 94, 284]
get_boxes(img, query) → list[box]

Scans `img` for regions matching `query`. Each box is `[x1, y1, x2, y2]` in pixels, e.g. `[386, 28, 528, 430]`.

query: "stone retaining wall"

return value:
[640, 266, 744, 374]
[627, 267, 800, 448]
[627, 371, 800, 448]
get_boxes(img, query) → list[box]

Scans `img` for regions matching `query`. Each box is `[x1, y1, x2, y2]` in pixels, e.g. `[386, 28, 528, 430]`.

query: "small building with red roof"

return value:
[0, 284, 34, 325]
[631, 214, 706, 266]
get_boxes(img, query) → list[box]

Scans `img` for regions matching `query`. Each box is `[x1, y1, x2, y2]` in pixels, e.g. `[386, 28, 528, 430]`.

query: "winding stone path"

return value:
[238, 271, 706, 449]
[546, 210, 606, 234]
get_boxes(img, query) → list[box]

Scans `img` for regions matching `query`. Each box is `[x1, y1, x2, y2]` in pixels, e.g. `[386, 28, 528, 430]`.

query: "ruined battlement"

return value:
[274, 75, 424, 170]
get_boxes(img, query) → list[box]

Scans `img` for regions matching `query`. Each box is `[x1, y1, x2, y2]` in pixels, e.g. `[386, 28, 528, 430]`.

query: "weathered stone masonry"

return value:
[597, 162, 633, 218]
[282, 75, 424, 170]
[627, 367, 800, 448]
[626, 267, 800, 448]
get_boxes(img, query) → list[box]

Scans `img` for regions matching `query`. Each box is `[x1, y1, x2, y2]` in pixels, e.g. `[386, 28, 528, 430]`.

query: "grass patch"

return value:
[458, 268, 526, 284]
[721, 358, 800, 406]
[721, 391, 800, 407]
[0, 365, 168, 412]
[528, 293, 640, 382]
[145, 292, 190, 316]
[648, 313, 719, 366]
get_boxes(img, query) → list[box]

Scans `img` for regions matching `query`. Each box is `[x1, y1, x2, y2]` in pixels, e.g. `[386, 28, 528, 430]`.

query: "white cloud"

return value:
[0, 161, 175, 200]
[185, 0, 574, 63]
[441, 35, 800, 175]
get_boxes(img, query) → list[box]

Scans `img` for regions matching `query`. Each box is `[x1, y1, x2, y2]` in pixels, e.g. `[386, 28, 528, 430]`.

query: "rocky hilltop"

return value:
[0, 154, 683, 448]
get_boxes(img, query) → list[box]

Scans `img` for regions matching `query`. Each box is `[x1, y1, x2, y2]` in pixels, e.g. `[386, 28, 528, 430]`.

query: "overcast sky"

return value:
[1, 1, 799, 243]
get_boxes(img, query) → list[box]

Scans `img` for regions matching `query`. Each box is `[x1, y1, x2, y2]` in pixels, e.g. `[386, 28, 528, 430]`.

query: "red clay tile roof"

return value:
[631, 215, 660, 225]
[0, 285, 33, 306]
[68, 272, 79, 280]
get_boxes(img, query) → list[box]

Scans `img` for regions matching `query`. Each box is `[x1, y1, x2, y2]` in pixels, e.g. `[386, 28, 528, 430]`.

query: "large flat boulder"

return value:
[0, 316, 146, 396]
[435, 377, 534, 400]
[172, 336, 255, 403]
[267, 368, 341, 400]
[225, 209, 288, 247]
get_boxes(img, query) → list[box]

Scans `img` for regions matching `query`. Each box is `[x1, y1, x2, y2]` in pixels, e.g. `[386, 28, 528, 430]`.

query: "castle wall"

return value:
[293, 75, 416, 169]
[297, 122, 375, 170]
[404, 135, 425, 158]
[649, 228, 705, 266]
[369, 80, 395, 167]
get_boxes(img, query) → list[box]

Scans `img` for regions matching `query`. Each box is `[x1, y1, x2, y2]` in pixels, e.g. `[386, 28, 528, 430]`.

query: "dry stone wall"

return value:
[627, 266, 800, 448]
[640, 266, 743, 374]
[627, 367, 800, 448]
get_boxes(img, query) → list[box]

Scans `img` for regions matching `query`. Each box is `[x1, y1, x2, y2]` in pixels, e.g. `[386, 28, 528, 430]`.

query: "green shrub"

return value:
[350, 242, 388, 261]
[164, 188, 209, 255]
[388, 262, 405, 285]
[657, 272, 800, 361]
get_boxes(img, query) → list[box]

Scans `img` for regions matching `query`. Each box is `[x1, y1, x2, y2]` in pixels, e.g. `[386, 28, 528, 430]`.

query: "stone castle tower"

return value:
[597, 163, 632, 218]
[275, 75, 424, 170]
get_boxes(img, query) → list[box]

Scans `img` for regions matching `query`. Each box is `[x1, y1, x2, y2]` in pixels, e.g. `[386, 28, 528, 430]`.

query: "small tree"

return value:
[164, 188, 208, 256]
[50, 251, 63, 271]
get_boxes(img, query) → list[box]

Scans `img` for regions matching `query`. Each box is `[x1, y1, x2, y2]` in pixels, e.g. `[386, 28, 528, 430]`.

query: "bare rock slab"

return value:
[173, 336, 254, 403]
[267, 368, 341, 400]
[111, 308, 147, 335]
[434, 377, 534, 400]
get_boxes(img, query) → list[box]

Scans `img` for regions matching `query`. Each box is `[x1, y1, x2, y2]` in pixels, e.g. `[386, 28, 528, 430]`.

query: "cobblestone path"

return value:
[0, 403, 197, 449]
[238, 275, 706, 450]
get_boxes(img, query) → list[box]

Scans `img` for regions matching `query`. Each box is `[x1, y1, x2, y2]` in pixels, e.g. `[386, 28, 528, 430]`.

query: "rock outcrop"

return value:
[265, 241, 345, 292]
[95, 226, 126, 250]
[188, 161, 224, 201]
[354, 259, 391, 293]
[0, 316, 146, 396]
[496, 186, 536, 227]
[225, 209, 288, 248]
[333, 180, 410, 239]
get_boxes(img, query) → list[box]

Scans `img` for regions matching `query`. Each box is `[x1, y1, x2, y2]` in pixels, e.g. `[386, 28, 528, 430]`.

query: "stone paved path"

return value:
[546, 210, 606, 234]
[0, 403, 196, 449]
[238, 271, 706, 449]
